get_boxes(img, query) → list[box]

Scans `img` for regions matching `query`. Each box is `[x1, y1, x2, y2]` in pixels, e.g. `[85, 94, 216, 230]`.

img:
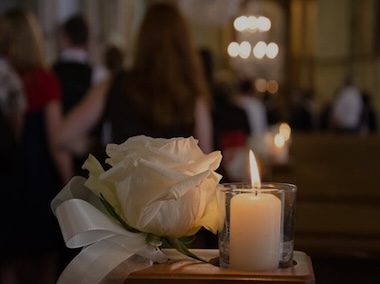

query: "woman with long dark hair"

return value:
[58, 3, 213, 157]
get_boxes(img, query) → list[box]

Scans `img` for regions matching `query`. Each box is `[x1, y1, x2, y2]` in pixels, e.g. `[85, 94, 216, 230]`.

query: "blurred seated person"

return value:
[331, 75, 363, 134]
[360, 91, 377, 134]
[56, 3, 213, 164]
[263, 91, 282, 126]
[289, 88, 317, 132]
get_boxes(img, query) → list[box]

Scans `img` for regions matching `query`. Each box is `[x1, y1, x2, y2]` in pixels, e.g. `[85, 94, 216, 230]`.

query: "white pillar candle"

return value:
[229, 192, 282, 271]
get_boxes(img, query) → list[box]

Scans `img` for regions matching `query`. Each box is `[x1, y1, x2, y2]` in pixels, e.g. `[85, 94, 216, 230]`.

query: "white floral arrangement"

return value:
[51, 136, 224, 283]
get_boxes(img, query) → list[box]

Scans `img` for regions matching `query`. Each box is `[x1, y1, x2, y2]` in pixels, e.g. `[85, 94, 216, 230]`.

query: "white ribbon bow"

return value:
[51, 177, 168, 284]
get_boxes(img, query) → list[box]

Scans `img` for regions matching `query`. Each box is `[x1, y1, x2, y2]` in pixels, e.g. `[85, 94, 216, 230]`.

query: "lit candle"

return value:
[229, 150, 282, 271]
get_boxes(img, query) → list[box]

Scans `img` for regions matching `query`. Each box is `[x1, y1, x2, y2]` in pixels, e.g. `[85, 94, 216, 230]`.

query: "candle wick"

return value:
[251, 184, 261, 195]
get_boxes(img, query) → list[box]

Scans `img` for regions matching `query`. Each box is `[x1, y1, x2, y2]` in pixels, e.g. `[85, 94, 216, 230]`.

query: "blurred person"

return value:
[263, 91, 282, 126]
[53, 13, 108, 112]
[360, 91, 377, 134]
[57, 3, 213, 160]
[211, 70, 250, 182]
[331, 75, 363, 134]
[53, 13, 107, 177]
[2, 7, 72, 284]
[199, 47, 214, 89]
[236, 78, 268, 135]
[103, 43, 125, 76]
[289, 88, 317, 132]
[0, 14, 26, 163]
[0, 14, 27, 284]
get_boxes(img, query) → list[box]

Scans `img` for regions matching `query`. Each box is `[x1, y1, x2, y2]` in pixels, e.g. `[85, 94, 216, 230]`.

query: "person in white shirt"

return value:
[53, 14, 108, 113]
[236, 78, 268, 135]
[331, 75, 363, 133]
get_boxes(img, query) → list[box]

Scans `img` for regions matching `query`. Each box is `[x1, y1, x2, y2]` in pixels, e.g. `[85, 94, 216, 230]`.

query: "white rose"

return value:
[83, 136, 224, 239]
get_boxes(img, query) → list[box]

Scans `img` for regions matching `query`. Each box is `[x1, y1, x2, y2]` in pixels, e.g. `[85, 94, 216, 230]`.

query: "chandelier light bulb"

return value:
[234, 16, 248, 32]
[228, 42, 240, 57]
[253, 41, 267, 59]
[247, 16, 257, 31]
[266, 42, 279, 59]
[257, 16, 271, 31]
[239, 41, 251, 59]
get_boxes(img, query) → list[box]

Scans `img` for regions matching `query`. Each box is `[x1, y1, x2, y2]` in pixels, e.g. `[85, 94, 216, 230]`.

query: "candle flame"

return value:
[249, 150, 261, 189]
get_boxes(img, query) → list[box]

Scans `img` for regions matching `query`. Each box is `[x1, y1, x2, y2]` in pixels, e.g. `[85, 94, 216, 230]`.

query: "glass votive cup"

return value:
[218, 182, 297, 270]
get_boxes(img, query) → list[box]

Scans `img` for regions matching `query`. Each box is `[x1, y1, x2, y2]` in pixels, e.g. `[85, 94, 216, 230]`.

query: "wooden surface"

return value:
[107, 249, 315, 283]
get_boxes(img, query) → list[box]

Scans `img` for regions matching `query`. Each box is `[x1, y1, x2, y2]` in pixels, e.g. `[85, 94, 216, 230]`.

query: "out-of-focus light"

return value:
[228, 42, 240, 57]
[239, 41, 251, 59]
[267, 80, 279, 94]
[279, 123, 291, 141]
[234, 16, 248, 32]
[274, 133, 285, 148]
[257, 16, 271, 31]
[247, 16, 257, 31]
[266, 42, 279, 59]
[253, 41, 267, 59]
[255, 78, 267, 93]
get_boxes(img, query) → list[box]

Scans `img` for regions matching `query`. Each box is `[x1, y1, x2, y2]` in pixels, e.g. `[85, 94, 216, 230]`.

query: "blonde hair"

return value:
[5, 7, 47, 71]
[130, 3, 210, 129]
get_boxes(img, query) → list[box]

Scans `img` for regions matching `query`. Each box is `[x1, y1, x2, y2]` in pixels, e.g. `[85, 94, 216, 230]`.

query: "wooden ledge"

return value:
[107, 249, 315, 283]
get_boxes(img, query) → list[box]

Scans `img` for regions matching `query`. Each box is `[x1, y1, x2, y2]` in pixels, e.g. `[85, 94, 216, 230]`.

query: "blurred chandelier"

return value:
[179, 0, 243, 26]
[228, 14, 279, 60]
[234, 15, 271, 32]
[228, 40, 279, 59]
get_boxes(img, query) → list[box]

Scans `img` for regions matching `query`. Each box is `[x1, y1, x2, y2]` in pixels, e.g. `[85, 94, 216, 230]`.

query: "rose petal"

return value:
[88, 136, 224, 239]
[82, 154, 122, 214]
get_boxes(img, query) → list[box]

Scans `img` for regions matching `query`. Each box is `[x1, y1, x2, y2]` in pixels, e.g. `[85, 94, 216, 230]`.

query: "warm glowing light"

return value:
[234, 15, 271, 33]
[255, 78, 267, 93]
[266, 42, 279, 59]
[279, 123, 291, 141]
[274, 133, 285, 148]
[249, 150, 261, 189]
[247, 16, 257, 31]
[234, 16, 248, 32]
[239, 41, 251, 59]
[257, 16, 271, 31]
[267, 80, 279, 94]
[253, 41, 267, 59]
[227, 42, 240, 57]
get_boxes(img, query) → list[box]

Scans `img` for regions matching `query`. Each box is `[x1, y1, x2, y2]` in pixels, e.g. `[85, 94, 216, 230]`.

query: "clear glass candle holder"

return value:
[218, 182, 297, 270]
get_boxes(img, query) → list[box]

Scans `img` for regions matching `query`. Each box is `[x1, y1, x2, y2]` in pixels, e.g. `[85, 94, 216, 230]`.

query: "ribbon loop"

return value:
[51, 177, 167, 284]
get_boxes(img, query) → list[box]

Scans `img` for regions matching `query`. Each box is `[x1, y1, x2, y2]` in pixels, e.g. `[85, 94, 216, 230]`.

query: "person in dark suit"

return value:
[53, 14, 107, 176]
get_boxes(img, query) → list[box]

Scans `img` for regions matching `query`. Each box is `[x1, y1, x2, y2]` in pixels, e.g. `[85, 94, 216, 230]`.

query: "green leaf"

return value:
[100, 194, 141, 233]
[146, 234, 163, 248]
[178, 235, 196, 245]
[165, 237, 208, 263]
